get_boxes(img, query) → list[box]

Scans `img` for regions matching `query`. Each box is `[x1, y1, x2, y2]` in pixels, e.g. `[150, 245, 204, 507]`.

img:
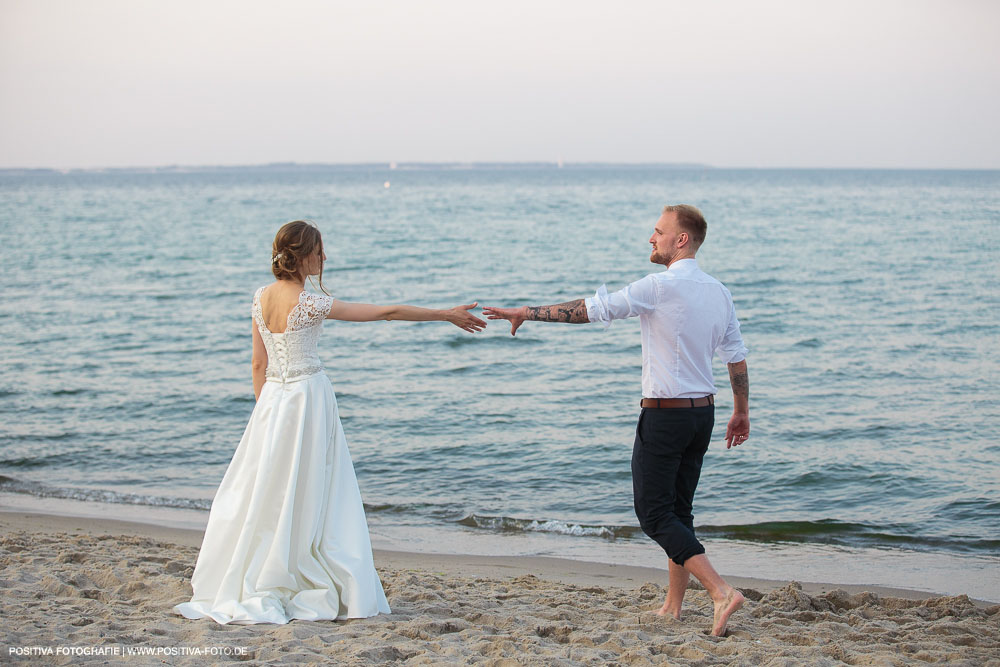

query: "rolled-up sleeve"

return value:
[716, 301, 748, 363]
[585, 275, 658, 329]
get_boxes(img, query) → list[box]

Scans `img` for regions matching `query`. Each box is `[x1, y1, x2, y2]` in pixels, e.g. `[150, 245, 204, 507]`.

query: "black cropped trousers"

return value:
[631, 405, 715, 566]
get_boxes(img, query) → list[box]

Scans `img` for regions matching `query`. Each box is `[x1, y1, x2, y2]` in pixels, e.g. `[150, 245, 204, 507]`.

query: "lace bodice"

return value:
[253, 287, 335, 381]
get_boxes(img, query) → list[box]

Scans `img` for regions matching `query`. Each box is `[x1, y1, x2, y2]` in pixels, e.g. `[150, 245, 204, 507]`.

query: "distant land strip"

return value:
[0, 161, 713, 175]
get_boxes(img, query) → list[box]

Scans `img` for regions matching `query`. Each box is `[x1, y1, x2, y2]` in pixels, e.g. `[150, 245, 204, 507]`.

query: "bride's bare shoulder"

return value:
[261, 282, 303, 302]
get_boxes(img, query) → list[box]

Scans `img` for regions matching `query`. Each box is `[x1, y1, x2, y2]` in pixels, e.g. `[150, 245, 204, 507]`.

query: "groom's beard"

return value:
[650, 249, 672, 266]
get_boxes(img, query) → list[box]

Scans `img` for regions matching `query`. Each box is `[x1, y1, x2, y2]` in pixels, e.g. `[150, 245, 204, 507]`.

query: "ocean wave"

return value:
[0, 475, 211, 511]
[444, 335, 542, 348]
[1, 473, 996, 555]
[697, 520, 1000, 554]
[456, 513, 640, 541]
[50, 388, 92, 396]
[728, 278, 780, 288]
[783, 424, 895, 443]
[453, 512, 999, 555]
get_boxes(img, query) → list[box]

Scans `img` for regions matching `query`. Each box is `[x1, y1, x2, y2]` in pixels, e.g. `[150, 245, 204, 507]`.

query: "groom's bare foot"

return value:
[711, 588, 744, 636]
[655, 599, 681, 620]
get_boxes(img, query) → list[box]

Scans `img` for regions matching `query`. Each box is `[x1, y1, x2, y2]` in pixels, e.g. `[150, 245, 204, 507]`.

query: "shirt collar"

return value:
[666, 258, 699, 273]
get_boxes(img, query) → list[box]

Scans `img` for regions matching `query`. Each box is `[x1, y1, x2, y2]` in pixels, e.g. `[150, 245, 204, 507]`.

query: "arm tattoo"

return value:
[524, 299, 589, 324]
[729, 370, 749, 401]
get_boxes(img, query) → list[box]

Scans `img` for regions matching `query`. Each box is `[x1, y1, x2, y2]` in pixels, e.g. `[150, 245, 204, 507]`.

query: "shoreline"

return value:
[1, 508, 992, 607]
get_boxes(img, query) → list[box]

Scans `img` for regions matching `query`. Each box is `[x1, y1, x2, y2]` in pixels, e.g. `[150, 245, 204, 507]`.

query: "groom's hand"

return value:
[483, 306, 527, 336]
[725, 412, 750, 449]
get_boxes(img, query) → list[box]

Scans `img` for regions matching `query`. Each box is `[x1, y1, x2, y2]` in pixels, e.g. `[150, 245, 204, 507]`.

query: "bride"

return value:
[174, 220, 486, 625]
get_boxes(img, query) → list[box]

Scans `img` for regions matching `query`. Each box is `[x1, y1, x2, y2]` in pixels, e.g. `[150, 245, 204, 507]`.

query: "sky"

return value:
[1, 0, 998, 169]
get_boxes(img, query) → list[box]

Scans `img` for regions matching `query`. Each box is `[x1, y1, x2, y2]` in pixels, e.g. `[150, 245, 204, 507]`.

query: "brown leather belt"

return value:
[640, 396, 715, 409]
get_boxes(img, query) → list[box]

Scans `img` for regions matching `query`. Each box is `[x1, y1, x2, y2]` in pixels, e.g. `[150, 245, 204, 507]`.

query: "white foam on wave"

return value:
[0, 475, 210, 511]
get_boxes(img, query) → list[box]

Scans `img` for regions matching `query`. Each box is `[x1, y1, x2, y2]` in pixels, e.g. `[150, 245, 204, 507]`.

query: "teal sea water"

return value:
[1, 165, 998, 599]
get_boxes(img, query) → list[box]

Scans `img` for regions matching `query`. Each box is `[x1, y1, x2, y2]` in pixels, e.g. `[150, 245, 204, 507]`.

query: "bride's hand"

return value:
[446, 303, 487, 333]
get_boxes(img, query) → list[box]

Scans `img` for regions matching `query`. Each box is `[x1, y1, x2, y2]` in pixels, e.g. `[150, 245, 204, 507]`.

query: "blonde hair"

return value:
[663, 204, 707, 248]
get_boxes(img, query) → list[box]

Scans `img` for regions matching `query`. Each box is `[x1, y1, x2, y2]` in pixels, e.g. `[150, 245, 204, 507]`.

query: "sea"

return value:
[1, 164, 997, 601]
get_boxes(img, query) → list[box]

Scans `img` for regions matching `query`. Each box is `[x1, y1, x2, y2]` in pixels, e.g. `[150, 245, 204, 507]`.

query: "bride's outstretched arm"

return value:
[328, 300, 486, 333]
[251, 320, 267, 399]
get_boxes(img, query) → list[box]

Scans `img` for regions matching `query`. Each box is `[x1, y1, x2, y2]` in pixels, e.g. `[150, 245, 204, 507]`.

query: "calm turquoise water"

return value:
[1, 166, 998, 597]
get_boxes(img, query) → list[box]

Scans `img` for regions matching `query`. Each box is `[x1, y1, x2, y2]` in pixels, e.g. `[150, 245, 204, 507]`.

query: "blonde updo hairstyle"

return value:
[271, 220, 329, 294]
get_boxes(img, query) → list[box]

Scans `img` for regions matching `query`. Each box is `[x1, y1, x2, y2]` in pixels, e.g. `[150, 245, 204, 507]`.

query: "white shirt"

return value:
[585, 258, 748, 399]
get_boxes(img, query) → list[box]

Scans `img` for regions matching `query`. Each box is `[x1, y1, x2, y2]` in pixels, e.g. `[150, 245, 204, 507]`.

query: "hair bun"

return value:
[270, 220, 326, 295]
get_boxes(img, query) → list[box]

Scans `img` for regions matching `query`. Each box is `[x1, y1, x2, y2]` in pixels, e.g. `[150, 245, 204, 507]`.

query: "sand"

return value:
[1, 511, 998, 665]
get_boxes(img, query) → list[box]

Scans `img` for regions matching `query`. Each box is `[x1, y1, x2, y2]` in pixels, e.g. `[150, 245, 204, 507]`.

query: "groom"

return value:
[484, 204, 750, 637]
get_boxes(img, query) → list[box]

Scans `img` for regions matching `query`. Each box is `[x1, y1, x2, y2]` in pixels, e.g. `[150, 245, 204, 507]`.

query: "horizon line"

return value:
[2, 160, 999, 174]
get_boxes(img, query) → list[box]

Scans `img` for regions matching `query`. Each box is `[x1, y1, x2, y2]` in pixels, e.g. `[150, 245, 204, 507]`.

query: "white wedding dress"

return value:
[173, 288, 391, 624]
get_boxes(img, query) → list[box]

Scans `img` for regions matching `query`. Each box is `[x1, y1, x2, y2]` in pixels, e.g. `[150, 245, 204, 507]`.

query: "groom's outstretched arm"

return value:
[483, 300, 589, 336]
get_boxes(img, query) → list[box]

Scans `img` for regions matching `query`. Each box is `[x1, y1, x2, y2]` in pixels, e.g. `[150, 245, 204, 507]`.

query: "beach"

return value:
[2, 510, 997, 665]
